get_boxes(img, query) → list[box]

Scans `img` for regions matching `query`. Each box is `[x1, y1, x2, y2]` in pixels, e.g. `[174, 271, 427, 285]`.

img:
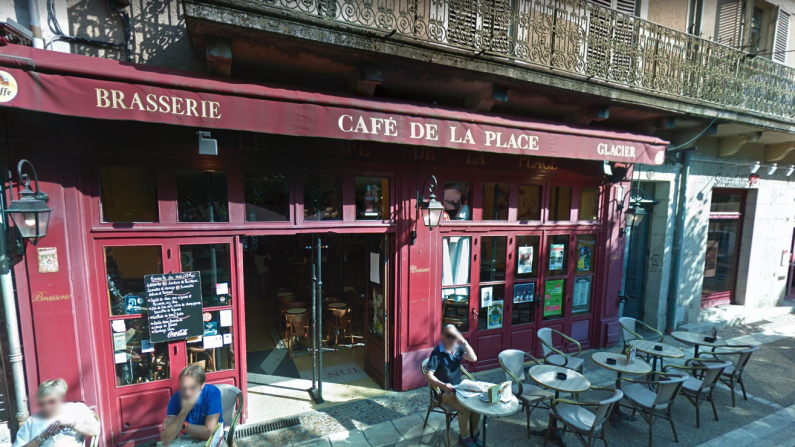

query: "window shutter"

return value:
[449, 0, 478, 47]
[774, 9, 790, 63]
[616, 0, 637, 15]
[715, 0, 744, 48]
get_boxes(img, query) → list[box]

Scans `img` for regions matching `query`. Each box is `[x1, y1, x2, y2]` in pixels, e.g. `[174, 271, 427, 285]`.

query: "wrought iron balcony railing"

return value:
[257, 0, 795, 120]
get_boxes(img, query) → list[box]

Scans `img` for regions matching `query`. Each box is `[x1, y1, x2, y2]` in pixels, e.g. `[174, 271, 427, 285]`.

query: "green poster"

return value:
[544, 279, 564, 318]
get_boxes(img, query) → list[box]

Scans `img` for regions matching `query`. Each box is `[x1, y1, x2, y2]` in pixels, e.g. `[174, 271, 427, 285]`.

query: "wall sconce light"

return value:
[198, 131, 218, 155]
[5, 159, 52, 245]
[768, 163, 778, 175]
[750, 161, 760, 174]
[786, 165, 795, 177]
[411, 175, 444, 245]
[618, 188, 646, 238]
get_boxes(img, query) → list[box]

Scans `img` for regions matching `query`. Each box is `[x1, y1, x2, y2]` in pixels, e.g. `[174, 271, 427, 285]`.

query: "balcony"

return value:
[204, 0, 795, 122]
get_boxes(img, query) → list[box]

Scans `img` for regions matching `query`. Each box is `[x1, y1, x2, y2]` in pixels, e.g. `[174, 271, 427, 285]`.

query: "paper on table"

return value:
[203, 335, 223, 349]
[220, 309, 233, 327]
[223, 333, 232, 345]
[454, 379, 491, 399]
[111, 320, 127, 333]
[370, 252, 381, 284]
[114, 352, 127, 364]
[215, 283, 229, 295]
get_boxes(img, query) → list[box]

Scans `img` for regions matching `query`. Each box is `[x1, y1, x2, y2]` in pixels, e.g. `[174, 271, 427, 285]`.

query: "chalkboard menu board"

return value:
[145, 272, 204, 343]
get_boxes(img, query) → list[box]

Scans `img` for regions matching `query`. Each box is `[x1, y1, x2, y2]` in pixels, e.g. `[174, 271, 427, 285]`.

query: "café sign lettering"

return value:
[95, 88, 222, 119]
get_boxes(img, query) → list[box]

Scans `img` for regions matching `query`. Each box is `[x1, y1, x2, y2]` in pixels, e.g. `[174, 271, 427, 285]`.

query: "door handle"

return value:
[471, 309, 479, 318]
[173, 345, 178, 356]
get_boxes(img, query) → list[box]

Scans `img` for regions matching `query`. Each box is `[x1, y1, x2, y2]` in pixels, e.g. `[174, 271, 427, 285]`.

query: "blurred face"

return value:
[180, 375, 204, 403]
[38, 392, 64, 419]
[442, 328, 458, 351]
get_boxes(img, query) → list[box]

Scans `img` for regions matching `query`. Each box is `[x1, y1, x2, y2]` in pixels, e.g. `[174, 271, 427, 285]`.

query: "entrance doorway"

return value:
[242, 233, 393, 422]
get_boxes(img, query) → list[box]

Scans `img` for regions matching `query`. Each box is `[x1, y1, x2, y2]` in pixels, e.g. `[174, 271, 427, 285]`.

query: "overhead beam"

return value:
[717, 132, 763, 157]
[765, 142, 795, 162]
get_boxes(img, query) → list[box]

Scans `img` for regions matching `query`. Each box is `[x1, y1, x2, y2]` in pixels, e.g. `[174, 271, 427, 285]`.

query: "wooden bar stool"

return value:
[327, 303, 353, 346]
[285, 310, 309, 357]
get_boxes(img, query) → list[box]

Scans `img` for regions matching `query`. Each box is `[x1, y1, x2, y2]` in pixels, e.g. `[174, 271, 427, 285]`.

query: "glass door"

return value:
[364, 234, 392, 389]
[97, 239, 187, 444]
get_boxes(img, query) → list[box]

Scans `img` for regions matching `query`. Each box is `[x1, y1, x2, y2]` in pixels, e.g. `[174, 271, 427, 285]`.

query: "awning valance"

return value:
[0, 45, 667, 165]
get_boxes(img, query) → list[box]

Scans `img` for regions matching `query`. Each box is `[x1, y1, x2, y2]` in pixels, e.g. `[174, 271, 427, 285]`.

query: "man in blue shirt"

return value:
[161, 365, 223, 446]
[425, 325, 480, 447]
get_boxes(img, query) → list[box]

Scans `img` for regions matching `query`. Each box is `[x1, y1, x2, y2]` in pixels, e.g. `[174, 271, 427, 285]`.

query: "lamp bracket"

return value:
[16, 159, 48, 203]
[419, 175, 438, 207]
[618, 188, 645, 211]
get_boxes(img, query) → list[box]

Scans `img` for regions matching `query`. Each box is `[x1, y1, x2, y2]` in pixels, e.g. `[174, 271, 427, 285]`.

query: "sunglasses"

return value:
[443, 333, 456, 340]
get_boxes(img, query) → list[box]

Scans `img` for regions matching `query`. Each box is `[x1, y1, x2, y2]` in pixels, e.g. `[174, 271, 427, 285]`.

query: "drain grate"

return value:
[234, 417, 301, 439]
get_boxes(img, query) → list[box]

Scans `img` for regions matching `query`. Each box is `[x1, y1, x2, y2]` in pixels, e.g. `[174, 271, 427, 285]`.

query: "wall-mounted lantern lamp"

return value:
[5, 160, 51, 245]
[411, 175, 444, 245]
[618, 188, 646, 238]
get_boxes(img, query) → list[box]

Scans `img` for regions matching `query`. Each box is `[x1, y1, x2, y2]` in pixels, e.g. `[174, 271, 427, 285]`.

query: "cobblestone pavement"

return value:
[237, 312, 795, 447]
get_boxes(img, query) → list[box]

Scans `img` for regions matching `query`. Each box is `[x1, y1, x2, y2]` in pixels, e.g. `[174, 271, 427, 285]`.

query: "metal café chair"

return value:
[698, 344, 759, 407]
[421, 358, 475, 447]
[664, 358, 731, 428]
[498, 349, 555, 438]
[618, 373, 689, 447]
[216, 384, 245, 447]
[619, 317, 664, 359]
[538, 327, 584, 372]
[544, 387, 623, 447]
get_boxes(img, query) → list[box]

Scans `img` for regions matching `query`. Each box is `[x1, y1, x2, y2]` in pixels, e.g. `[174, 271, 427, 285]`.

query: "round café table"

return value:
[671, 331, 727, 358]
[592, 352, 652, 427]
[528, 365, 591, 446]
[629, 339, 684, 374]
[286, 308, 307, 315]
[456, 387, 519, 447]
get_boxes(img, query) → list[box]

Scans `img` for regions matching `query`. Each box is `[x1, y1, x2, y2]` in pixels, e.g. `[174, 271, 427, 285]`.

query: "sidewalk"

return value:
[238, 313, 795, 447]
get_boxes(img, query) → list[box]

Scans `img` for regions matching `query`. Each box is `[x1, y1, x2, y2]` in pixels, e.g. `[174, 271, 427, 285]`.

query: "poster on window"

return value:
[481, 286, 493, 308]
[577, 239, 595, 272]
[572, 277, 592, 313]
[704, 240, 719, 278]
[549, 244, 565, 271]
[543, 280, 564, 318]
[487, 300, 504, 330]
[513, 283, 535, 303]
[517, 246, 534, 274]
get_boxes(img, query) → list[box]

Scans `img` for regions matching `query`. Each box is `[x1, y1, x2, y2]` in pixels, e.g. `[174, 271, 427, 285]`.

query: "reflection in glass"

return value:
[244, 173, 289, 222]
[355, 177, 390, 220]
[443, 236, 471, 286]
[546, 235, 569, 277]
[180, 244, 232, 308]
[111, 317, 170, 386]
[303, 175, 342, 221]
[579, 187, 600, 221]
[442, 287, 469, 332]
[483, 183, 510, 220]
[177, 170, 229, 223]
[105, 246, 162, 316]
[478, 285, 505, 330]
[549, 187, 572, 221]
[188, 310, 234, 372]
[515, 235, 540, 279]
[576, 235, 597, 274]
[518, 185, 542, 221]
[480, 236, 507, 282]
[100, 167, 159, 223]
[444, 181, 472, 221]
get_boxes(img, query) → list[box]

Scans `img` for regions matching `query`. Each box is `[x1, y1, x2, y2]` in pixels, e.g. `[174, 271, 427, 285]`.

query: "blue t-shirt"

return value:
[167, 384, 224, 425]
[426, 343, 466, 386]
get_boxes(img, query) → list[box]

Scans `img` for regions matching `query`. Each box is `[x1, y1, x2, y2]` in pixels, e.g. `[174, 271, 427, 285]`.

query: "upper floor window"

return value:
[177, 170, 229, 223]
[100, 167, 158, 223]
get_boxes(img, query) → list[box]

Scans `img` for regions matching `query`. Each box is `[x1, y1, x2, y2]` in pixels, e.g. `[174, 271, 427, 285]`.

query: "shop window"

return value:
[442, 236, 472, 332]
[518, 185, 542, 221]
[188, 309, 235, 373]
[478, 285, 505, 330]
[549, 187, 572, 221]
[303, 175, 342, 221]
[444, 181, 472, 221]
[483, 182, 510, 220]
[355, 176, 390, 220]
[515, 235, 540, 280]
[710, 191, 744, 213]
[480, 236, 507, 282]
[100, 167, 159, 223]
[572, 276, 592, 315]
[110, 317, 170, 386]
[579, 187, 600, 221]
[512, 282, 535, 325]
[105, 246, 163, 317]
[244, 173, 289, 222]
[702, 189, 746, 304]
[546, 235, 569, 277]
[177, 170, 229, 223]
[180, 244, 233, 308]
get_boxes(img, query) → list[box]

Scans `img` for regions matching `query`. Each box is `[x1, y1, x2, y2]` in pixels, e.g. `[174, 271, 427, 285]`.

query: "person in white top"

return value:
[12, 379, 100, 447]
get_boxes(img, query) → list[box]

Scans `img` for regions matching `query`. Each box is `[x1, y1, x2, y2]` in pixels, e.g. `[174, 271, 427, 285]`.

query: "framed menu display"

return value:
[543, 280, 564, 318]
[572, 277, 592, 313]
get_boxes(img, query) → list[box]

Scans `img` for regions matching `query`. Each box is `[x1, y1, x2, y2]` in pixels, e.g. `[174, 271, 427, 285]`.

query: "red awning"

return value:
[0, 45, 667, 165]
